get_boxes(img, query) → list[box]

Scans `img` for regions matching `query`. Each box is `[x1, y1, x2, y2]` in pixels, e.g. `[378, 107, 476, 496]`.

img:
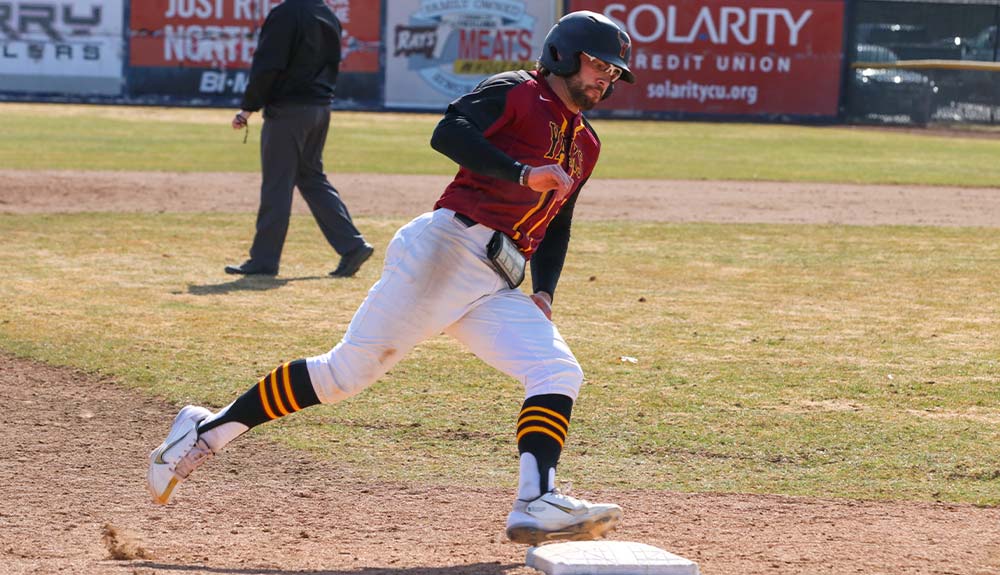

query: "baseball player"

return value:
[226, 0, 374, 278]
[149, 11, 634, 546]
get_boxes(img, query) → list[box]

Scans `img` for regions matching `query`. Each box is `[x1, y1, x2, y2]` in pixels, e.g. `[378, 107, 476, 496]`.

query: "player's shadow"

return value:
[186, 275, 328, 295]
[135, 561, 523, 575]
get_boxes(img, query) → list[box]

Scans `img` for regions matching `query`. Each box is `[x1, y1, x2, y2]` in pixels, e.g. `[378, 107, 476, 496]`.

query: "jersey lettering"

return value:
[567, 124, 587, 178]
[543, 121, 562, 161]
[568, 142, 584, 179]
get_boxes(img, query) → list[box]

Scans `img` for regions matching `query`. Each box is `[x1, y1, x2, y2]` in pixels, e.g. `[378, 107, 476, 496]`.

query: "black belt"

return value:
[454, 212, 477, 227]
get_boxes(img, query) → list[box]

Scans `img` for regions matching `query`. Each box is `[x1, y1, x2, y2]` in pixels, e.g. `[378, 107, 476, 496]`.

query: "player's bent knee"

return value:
[305, 340, 393, 404]
[523, 357, 584, 401]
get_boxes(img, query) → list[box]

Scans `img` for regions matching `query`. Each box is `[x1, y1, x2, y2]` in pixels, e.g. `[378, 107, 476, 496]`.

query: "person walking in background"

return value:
[150, 11, 633, 545]
[226, 0, 374, 278]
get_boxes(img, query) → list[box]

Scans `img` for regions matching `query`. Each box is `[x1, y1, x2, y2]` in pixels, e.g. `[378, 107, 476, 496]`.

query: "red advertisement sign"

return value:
[129, 0, 380, 73]
[568, 0, 844, 117]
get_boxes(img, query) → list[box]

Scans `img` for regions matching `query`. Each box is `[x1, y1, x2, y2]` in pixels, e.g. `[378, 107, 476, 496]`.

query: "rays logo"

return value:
[394, 24, 437, 58]
[398, 0, 539, 98]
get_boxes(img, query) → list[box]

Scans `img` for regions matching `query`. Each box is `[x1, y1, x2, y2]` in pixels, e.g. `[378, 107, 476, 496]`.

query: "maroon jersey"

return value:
[434, 70, 600, 257]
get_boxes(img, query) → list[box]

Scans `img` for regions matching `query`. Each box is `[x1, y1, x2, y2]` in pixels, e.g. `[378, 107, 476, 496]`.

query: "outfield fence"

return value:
[0, 0, 997, 126]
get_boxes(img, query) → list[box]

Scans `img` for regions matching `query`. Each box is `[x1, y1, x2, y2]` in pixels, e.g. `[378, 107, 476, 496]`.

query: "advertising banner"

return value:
[128, 0, 380, 104]
[568, 0, 845, 118]
[0, 1, 124, 96]
[385, 0, 558, 110]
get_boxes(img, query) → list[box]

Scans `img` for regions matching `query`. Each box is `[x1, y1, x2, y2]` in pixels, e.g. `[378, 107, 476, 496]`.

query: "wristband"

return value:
[518, 164, 531, 187]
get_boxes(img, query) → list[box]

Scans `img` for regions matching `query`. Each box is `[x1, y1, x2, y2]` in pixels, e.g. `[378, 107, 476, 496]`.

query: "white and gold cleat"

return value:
[147, 405, 214, 505]
[506, 488, 623, 545]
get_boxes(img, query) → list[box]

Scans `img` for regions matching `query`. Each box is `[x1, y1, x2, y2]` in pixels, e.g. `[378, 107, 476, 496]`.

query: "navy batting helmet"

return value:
[538, 11, 634, 85]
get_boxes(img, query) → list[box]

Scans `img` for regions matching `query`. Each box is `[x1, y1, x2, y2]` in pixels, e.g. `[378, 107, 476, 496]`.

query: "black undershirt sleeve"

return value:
[431, 113, 522, 181]
[530, 181, 584, 300]
[430, 72, 528, 182]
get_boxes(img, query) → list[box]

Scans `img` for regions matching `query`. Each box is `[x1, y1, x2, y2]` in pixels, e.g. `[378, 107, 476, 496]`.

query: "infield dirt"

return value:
[2, 172, 998, 575]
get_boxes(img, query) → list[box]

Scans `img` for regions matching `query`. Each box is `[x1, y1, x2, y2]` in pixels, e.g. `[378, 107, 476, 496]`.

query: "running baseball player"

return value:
[148, 11, 634, 546]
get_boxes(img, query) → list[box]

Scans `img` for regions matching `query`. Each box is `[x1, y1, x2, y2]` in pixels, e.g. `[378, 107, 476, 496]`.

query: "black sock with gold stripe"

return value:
[198, 359, 320, 432]
[517, 394, 574, 495]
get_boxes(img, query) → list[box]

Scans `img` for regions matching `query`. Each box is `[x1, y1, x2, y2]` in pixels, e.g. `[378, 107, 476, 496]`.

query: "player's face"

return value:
[567, 53, 618, 110]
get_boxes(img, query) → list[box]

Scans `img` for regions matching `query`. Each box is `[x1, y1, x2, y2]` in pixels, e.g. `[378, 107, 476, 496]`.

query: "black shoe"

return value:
[330, 243, 374, 278]
[225, 260, 278, 276]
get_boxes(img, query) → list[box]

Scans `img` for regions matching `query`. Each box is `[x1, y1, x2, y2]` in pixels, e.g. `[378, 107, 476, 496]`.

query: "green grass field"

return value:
[1, 104, 998, 506]
[4, 103, 1000, 185]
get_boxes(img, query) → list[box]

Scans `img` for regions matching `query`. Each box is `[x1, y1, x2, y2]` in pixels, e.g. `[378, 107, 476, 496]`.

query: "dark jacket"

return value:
[240, 0, 342, 112]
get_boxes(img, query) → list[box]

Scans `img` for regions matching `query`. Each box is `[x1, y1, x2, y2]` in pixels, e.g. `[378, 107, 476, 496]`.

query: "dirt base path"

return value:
[3, 354, 999, 575]
[3, 170, 1000, 227]
[2, 171, 999, 574]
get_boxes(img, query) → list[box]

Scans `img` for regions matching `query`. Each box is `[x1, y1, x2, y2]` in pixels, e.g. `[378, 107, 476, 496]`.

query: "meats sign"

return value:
[569, 0, 845, 117]
[385, 0, 557, 110]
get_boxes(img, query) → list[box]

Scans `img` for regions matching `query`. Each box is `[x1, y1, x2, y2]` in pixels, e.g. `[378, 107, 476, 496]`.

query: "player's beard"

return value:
[565, 75, 604, 111]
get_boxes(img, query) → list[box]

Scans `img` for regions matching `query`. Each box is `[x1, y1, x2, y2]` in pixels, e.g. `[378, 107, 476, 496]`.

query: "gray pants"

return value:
[249, 104, 364, 269]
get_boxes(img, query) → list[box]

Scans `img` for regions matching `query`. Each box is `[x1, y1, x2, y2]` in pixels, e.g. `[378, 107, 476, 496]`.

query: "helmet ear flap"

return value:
[548, 44, 560, 65]
[546, 44, 580, 77]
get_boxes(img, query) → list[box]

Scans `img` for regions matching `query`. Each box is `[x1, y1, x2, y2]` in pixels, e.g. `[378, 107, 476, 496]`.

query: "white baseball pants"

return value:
[306, 208, 583, 403]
